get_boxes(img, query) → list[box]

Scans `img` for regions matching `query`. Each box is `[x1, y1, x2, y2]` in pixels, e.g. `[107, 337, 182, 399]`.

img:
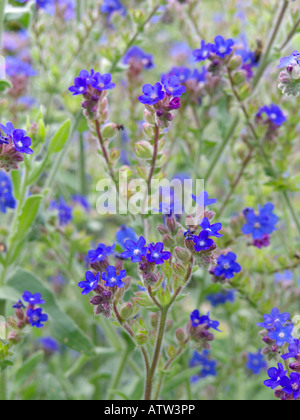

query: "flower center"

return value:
[153, 253, 159, 258]
[223, 263, 230, 269]
[133, 249, 140, 255]
[292, 383, 299, 390]
[279, 332, 285, 338]
[17, 141, 23, 148]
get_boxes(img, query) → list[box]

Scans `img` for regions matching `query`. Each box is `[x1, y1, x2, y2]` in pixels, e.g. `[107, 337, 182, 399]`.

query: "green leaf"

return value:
[9, 195, 43, 250]
[48, 120, 71, 154]
[7, 269, 94, 355]
[4, 5, 32, 29]
[0, 286, 22, 302]
[162, 367, 202, 393]
[10, 170, 22, 201]
[45, 374, 67, 400]
[0, 80, 12, 93]
[14, 351, 44, 389]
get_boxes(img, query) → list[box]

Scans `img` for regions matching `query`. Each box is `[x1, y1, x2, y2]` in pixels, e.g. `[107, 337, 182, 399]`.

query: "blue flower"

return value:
[191, 191, 217, 207]
[138, 83, 165, 105]
[102, 266, 126, 288]
[92, 73, 116, 91]
[121, 236, 148, 262]
[161, 74, 186, 97]
[189, 350, 217, 381]
[116, 225, 137, 249]
[12, 300, 25, 309]
[22, 291, 45, 306]
[68, 77, 87, 95]
[123, 46, 154, 70]
[146, 242, 171, 265]
[280, 373, 300, 400]
[12, 129, 33, 154]
[72, 194, 90, 212]
[214, 252, 241, 279]
[206, 290, 235, 307]
[241, 203, 279, 240]
[100, 0, 126, 17]
[38, 337, 59, 353]
[78, 271, 100, 295]
[193, 40, 214, 62]
[190, 310, 221, 331]
[168, 67, 192, 83]
[274, 270, 293, 284]
[200, 217, 223, 238]
[50, 196, 73, 226]
[212, 35, 235, 58]
[268, 321, 294, 347]
[278, 50, 300, 69]
[193, 230, 214, 252]
[88, 243, 115, 263]
[282, 339, 300, 360]
[246, 351, 267, 374]
[256, 104, 287, 126]
[257, 307, 291, 330]
[0, 171, 16, 214]
[264, 363, 287, 389]
[6, 56, 37, 77]
[27, 307, 48, 328]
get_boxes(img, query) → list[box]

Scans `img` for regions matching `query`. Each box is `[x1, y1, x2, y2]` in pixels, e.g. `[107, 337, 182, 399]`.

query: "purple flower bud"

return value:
[169, 97, 181, 110]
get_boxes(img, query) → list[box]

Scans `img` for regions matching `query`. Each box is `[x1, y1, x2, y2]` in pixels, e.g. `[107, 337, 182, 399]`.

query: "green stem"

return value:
[107, 347, 130, 400]
[279, 16, 300, 51]
[252, 0, 289, 91]
[282, 191, 300, 237]
[0, 0, 6, 48]
[79, 133, 86, 196]
[0, 299, 7, 401]
[204, 115, 239, 182]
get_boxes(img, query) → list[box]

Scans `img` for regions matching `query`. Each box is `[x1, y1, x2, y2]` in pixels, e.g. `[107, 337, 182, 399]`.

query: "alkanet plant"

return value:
[0, 0, 300, 402]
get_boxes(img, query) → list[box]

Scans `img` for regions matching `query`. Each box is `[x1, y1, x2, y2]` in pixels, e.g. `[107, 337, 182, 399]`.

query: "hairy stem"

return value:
[280, 16, 300, 51]
[94, 119, 115, 182]
[107, 347, 130, 400]
[0, 0, 6, 48]
[0, 299, 7, 401]
[147, 125, 160, 190]
[252, 0, 289, 90]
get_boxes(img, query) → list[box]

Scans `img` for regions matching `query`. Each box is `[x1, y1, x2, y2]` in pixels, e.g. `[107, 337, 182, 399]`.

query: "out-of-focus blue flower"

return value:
[6, 56, 37, 77]
[88, 243, 115, 263]
[256, 104, 287, 126]
[12, 300, 25, 309]
[0, 171, 16, 214]
[116, 225, 137, 249]
[72, 194, 90, 212]
[50, 196, 73, 226]
[38, 336, 59, 353]
[241, 203, 279, 240]
[146, 242, 171, 265]
[256, 307, 291, 330]
[206, 290, 235, 307]
[278, 50, 300, 69]
[264, 363, 287, 389]
[190, 350, 217, 382]
[214, 252, 241, 279]
[123, 46, 154, 70]
[78, 271, 100, 295]
[102, 266, 126, 288]
[100, 0, 126, 17]
[121, 236, 148, 262]
[274, 270, 294, 283]
[191, 191, 217, 207]
[190, 310, 221, 331]
[246, 351, 267, 374]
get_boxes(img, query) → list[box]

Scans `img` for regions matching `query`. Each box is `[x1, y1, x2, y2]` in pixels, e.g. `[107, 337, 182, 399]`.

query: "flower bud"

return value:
[232, 69, 247, 85]
[120, 302, 134, 320]
[289, 361, 300, 372]
[151, 313, 159, 329]
[144, 109, 155, 124]
[174, 246, 190, 262]
[166, 215, 176, 233]
[176, 328, 185, 344]
[157, 224, 169, 235]
[135, 330, 148, 346]
[134, 141, 153, 159]
[166, 345, 176, 358]
[172, 263, 187, 276]
[185, 239, 195, 253]
[163, 234, 174, 248]
[101, 123, 118, 139]
[142, 123, 155, 138]
[228, 54, 243, 71]
[175, 229, 185, 246]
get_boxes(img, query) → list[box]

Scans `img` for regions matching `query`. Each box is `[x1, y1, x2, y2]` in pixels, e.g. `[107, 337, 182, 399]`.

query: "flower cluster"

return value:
[257, 308, 294, 356]
[12, 291, 48, 329]
[0, 122, 33, 171]
[206, 290, 235, 307]
[100, 0, 126, 18]
[0, 171, 16, 213]
[193, 36, 235, 62]
[241, 203, 279, 248]
[187, 310, 221, 351]
[69, 69, 115, 119]
[264, 339, 300, 400]
[278, 50, 300, 97]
